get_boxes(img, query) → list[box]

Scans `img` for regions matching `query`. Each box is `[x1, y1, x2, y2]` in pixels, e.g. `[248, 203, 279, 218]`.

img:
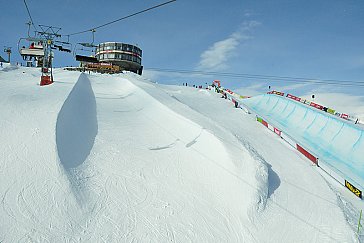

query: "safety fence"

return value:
[256, 115, 318, 164]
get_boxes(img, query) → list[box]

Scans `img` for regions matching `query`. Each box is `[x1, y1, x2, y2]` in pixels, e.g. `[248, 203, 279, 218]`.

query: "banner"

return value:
[345, 180, 362, 198]
[296, 144, 318, 165]
[274, 91, 285, 96]
[287, 94, 301, 102]
[274, 127, 282, 136]
[309, 102, 324, 110]
[327, 108, 335, 114]
[261, 119, 268, 127]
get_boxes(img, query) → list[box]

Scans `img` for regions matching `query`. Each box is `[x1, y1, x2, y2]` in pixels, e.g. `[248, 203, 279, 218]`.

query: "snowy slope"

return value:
[0, 67, 263, 242]
[136, 77, 357, 243]
[0, 66, 359, 242]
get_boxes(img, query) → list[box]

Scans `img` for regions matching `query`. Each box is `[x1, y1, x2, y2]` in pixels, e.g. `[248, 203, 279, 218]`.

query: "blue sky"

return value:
[1, 0, 364, 94]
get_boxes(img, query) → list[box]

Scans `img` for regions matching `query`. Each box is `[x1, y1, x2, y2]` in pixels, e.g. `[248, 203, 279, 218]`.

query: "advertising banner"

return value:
[274, 127, 282, 136]
[345, 180, 362, 198]
[296, 144, 318, 165]
[309, 102, 324, 110]
[327, 108, 335, 114]
[287, 94, 301, 102]
[261, 119, 268, 127]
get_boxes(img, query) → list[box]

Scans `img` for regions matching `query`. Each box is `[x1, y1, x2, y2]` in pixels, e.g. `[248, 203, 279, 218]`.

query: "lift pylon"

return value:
[36, 25, 61, 86]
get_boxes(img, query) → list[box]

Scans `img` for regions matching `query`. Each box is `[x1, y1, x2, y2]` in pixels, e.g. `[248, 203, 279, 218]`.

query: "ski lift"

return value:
[54, 40, 72, 53]
[73, 29, 98, 64]
[18, 37, 44, 58]
[18, 37, 45, 67]
[73, 43, 96, 56]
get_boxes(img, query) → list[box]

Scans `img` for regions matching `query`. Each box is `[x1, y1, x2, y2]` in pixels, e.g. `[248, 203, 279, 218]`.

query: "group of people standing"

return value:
[182, 83, 204, 89]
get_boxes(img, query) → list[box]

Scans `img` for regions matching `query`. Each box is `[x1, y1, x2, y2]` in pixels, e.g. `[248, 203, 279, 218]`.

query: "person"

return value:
[0, 62, 2, 68]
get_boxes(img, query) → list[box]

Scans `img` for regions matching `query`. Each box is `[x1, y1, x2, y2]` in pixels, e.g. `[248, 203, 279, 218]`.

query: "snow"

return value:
[241, 93, 364, 191]
[0, 65, 362, 242]
[56, 73, 98, 169]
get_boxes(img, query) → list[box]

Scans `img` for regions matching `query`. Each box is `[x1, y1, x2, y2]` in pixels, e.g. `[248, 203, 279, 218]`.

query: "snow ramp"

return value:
[242, 93, 364, 190]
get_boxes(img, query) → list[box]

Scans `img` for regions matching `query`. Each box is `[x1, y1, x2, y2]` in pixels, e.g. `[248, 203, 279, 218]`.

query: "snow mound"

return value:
[56, 73, 98, 169]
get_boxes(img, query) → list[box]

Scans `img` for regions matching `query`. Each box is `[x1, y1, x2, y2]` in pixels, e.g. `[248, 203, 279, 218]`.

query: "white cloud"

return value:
[235, 83, 266, 96]
[243, 10, 255, 18]
[197, 21, 260, 72]
[142, 70, 165, 81]
[142, 69, 213, 84]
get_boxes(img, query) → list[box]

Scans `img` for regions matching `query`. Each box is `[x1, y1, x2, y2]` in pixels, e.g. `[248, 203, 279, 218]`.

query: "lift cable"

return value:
[145, 67, 364, 87]
[23, 0, 37, 32]
[66, 0, 176, 36]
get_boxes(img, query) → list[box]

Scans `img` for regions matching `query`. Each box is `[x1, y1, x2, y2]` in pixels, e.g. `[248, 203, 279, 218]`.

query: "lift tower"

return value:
[36, 25, 61, 86]
[3, 47, 11, 63]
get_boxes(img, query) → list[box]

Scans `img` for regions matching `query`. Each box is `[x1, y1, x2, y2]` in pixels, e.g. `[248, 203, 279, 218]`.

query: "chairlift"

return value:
[73, 42, 97, 61]
[73, 29, 97, 56]
[54, 40, 72, 53]
[17, 37, 46, 68]
[72, 29, 98, 65]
